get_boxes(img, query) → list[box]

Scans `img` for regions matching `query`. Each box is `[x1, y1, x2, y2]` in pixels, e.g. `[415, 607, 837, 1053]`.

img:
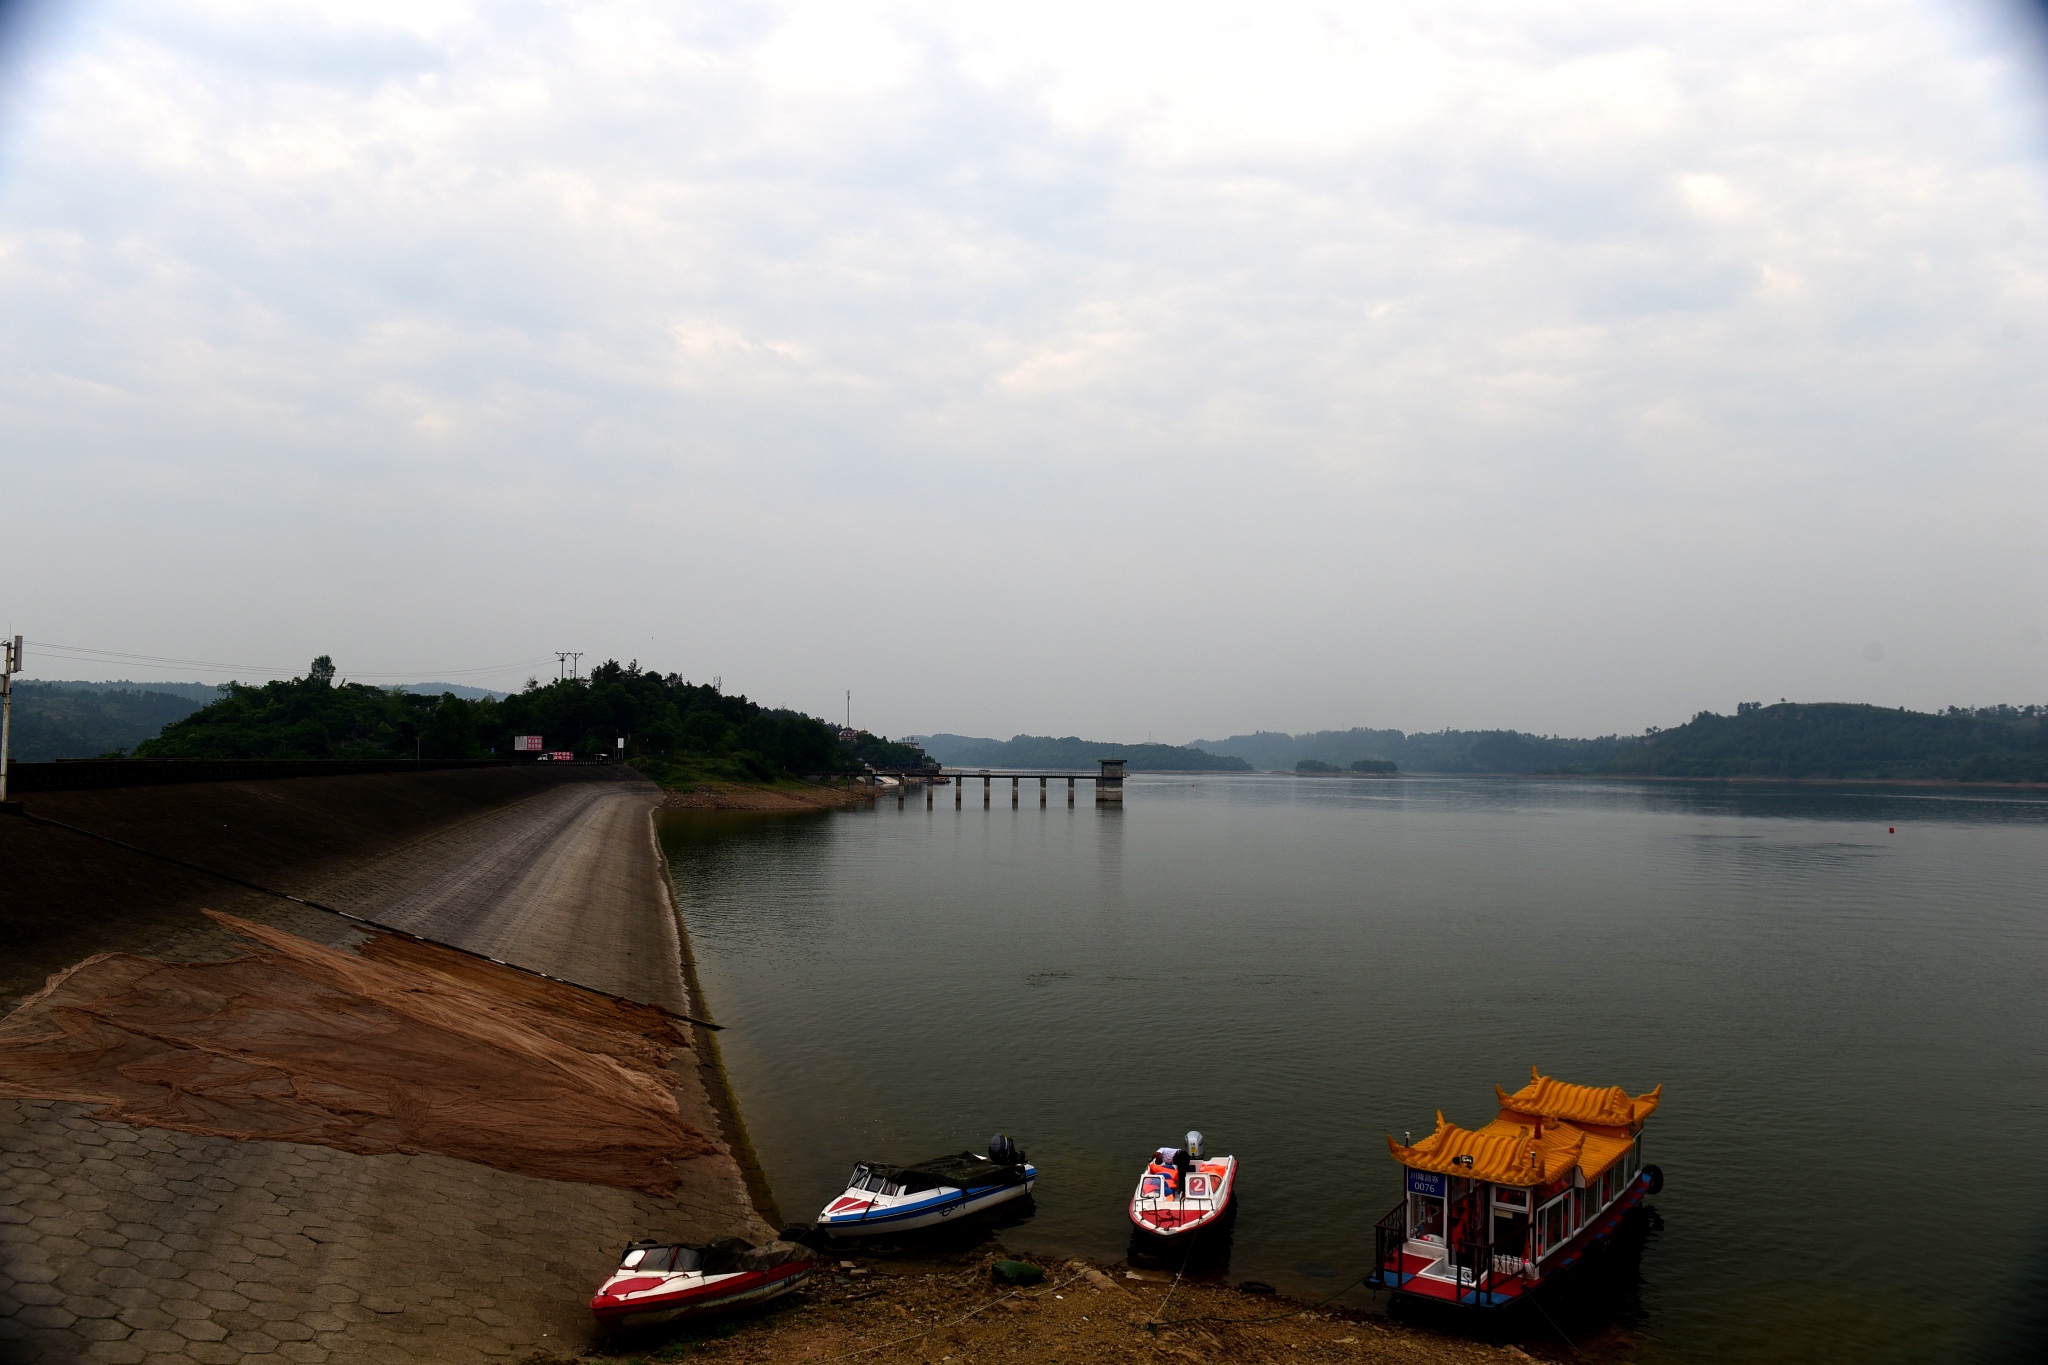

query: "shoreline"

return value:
[650, 813, 785, 1231]
[658, 776, 880, 811]
[576, 1245, 1552, 1364]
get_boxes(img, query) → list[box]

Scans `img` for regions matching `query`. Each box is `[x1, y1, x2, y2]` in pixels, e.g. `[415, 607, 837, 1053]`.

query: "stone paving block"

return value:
[117, 1305, 177, 1331]
[66, 1293, 124, 1319]
[9, 1282, 64, 1308]
[79, 1339, 148, 1365]
[171, 1317, 228, 1343]
[126, 1327, 191, 1354]
[183, 1343, 241, 1365]
[273, 1341, 327, 1364]
[71, 1316, 134, 1342]
[16, 1305, 78, 1330]
[161, 1300, 213, 1323]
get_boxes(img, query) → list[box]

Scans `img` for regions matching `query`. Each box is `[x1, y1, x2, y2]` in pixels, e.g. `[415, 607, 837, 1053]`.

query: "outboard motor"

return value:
[1185, 1130, 1204, 1159]
[989, 1133, 1025, 1167]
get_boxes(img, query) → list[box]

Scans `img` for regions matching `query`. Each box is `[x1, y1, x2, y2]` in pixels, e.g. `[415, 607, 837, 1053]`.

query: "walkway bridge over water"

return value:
[863, 757, 1127, 806]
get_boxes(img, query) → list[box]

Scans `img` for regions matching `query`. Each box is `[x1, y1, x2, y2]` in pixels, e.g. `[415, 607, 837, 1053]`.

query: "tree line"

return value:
[134, 657, 861, 781]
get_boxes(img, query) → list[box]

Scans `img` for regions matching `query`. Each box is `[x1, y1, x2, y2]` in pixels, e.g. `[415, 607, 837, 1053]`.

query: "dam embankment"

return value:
[0, 765, 772, 1365]
[2, 764, 631, 1008]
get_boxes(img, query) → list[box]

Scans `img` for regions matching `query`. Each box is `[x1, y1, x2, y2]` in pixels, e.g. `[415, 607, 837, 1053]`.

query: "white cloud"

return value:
[1, 0, 2045, 736]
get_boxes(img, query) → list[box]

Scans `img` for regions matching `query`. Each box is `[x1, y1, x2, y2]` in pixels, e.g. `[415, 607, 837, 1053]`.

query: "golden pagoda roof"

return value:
[1387, 1069, 1661, 1188]
[1386, 1112, 1584, 1188]
[1496, 1067, 1661, 1130]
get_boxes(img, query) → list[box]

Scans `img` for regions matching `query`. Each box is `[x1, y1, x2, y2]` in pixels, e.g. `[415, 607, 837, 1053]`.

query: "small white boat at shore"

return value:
[817, 1135, 1035, 1236]
[589, 1237, 813, 1331]
[1129, 1131, 1236, 1239]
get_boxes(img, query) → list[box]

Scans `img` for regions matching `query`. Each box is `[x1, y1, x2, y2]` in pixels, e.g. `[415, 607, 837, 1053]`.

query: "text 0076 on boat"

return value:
[1371, 1068, 1665, 1309]
[816, 1134, 1035, 1236]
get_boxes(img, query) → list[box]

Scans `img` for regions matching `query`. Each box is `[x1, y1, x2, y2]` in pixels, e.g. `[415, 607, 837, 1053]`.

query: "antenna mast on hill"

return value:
[846, 690, 851, 731]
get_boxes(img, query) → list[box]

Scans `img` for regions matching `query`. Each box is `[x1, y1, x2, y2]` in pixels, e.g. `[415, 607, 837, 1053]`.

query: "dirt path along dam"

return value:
[0, 767, 770, 1365]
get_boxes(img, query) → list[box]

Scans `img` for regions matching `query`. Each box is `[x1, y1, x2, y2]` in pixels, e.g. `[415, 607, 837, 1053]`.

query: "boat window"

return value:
[1492, 1210, 1528, 1257]
[620, 1246, 674, 1271]
[880, 1180, 906, 1197]
[1408, 1193, 1446, 1243]
[848, 1164, 872, 1189]
[671, 1248, 702, 1273]
[1140, 1176, 1164, 1199]
[1534, 1196, 1568, 1256]
[1493, 1188, 1528, 1211]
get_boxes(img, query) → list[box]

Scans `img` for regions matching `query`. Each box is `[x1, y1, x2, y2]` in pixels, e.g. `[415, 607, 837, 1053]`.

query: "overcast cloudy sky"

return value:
[4, 0, 2045, 740]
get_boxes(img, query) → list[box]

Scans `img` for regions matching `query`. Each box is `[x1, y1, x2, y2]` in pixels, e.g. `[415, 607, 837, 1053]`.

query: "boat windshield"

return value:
[618, 1246, 702, 1273]
[848, 1166, 909, 1197]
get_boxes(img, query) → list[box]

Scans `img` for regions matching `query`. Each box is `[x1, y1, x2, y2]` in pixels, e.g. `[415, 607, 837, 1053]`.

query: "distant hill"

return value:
[1193, 727, 1630, 773]
[1605, 702, 2048, 781]
[391, 682, 506, 701]
[29, 679, 224, 703]
[915, 734, 1251, 772]
[6, 682, 213, 759]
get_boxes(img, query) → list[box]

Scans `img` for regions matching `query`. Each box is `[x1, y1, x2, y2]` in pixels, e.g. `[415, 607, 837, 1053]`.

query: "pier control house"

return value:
[1373, 1069, 1662, 1308]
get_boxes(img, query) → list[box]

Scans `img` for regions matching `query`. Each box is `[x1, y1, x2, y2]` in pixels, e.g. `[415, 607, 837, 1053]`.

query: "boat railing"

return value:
[1449, 1235, 1513, 1301]
[1369, 1202, 1406, 1287]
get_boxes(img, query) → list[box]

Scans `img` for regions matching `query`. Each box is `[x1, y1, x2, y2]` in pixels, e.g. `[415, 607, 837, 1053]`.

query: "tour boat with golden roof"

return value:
[1369, 1068, 1664, 1308]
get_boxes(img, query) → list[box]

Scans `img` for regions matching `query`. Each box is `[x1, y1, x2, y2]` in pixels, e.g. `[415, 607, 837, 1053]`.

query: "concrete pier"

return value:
[894, 760, 1130, 808]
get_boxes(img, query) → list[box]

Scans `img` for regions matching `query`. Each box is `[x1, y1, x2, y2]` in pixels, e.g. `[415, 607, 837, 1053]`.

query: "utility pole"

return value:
[0, 636, 19, 805]
[555, 652, 584, 681]
[569, 652, 583, 680]
[556, 652, 569, 681]
[846, 690, 851, 731]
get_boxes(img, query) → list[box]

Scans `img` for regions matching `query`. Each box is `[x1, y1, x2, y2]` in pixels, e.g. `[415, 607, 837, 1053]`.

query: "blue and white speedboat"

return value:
[817, 1135, 1035, 1236]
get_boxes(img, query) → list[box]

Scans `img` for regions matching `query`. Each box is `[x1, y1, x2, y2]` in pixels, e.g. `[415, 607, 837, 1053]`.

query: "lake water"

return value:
[658, 774, 2048, 1362]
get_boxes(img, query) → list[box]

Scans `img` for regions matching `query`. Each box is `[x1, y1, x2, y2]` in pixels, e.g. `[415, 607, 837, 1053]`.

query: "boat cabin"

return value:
[1373, 1068, 1661, 1308]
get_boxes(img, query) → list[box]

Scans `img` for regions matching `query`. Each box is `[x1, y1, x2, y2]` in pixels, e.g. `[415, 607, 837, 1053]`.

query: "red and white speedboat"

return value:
[589, 1237, 813, 1331]
[1128, 1130, 1236, 1238]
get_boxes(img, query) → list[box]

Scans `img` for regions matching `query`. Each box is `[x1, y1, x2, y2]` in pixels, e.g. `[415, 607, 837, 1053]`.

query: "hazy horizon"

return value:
[5, 0, 2046, 741]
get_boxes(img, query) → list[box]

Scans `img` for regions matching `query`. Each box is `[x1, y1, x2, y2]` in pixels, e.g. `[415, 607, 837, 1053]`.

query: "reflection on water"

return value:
[660, 775, 2048, 1363]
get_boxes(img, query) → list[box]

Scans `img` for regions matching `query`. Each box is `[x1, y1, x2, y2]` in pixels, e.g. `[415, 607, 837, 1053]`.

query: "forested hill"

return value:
[132, 657, 854, 780]
[1198, 704, 2048, 780]
[6, 682, 211, 760]
[1192, 727, 1631, 773]
[1605, 703, 2048, 781]
[916, 734, 1251, 771]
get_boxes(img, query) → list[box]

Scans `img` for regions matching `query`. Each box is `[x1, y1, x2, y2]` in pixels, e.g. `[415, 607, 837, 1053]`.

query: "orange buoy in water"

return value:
[1889, 827, 1895, 834]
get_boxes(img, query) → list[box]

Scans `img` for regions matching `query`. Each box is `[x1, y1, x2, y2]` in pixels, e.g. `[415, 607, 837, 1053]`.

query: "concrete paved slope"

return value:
[1, 771, 769, 1365]
[302, 780, 687, 1013]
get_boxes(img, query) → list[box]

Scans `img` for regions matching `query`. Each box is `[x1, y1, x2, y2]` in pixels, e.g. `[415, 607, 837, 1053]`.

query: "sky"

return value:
[3, 0, 2046, 742]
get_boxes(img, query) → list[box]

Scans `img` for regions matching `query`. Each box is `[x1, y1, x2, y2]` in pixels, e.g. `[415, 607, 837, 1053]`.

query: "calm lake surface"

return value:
[658, 775, 2048, 1362]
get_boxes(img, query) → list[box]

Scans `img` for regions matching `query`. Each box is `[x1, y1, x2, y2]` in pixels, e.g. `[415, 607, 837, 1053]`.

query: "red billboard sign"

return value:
[512, 735, 543, 752]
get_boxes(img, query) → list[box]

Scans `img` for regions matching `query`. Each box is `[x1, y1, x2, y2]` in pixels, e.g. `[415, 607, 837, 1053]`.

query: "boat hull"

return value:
[1128, 1155, 1236, 1239]
[591, 1261, 811, 1329]
[818, 1173, 1035, 1236]
[1377, 1168, 1656, 1310]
